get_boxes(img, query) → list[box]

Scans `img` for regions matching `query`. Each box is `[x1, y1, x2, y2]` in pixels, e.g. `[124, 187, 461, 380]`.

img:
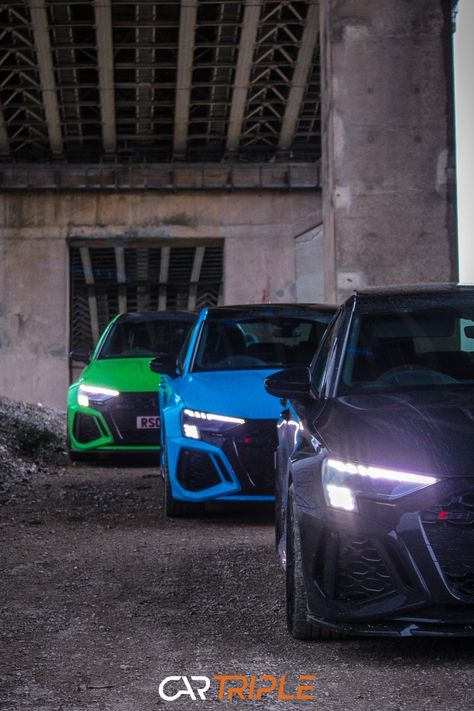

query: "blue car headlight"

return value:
[322, 458, 438, 512]
[181, 409, 245, 440]
[78, 384, 120, 408]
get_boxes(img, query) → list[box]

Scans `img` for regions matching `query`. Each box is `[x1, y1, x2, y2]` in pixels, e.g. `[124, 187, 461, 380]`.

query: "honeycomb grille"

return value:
[73, 413, 102, 444]
[177, 450, 221, 492]
[422, 495, 474, 599]
[334, 535, 395, 604]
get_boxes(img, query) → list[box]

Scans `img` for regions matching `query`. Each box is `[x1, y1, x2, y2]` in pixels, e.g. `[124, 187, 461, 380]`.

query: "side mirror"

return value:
[264, 367, 312, 400]
[69, 348, 92, 364]
[149, 354, 179, 378]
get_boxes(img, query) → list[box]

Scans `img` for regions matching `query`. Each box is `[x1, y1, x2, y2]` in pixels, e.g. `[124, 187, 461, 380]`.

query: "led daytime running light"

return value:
[79, 385, 119, 397]
[183, 409, 245, 425]
[327, 459, 437, 486]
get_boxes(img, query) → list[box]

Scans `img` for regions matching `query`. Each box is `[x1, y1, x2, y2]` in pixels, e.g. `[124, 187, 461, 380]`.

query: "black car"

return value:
[265, 285, 474, 639]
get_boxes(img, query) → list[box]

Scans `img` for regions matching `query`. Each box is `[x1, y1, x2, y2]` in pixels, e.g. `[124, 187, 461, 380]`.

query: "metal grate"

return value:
[69, 242, 223, 353]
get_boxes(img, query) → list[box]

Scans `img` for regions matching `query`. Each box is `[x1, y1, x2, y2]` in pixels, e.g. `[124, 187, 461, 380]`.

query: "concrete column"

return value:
[320, 0, 458, 302]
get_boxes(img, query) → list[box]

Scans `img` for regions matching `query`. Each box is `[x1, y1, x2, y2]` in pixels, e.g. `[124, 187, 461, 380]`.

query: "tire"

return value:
[66, 430, 93, 463]
[163, 450, 205, 518]
[286, 486, 341, 641]
[69, 449, 95, 462]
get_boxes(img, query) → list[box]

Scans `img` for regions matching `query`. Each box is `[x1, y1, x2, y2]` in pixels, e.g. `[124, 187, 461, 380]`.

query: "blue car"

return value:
[150, 304, 335, 516]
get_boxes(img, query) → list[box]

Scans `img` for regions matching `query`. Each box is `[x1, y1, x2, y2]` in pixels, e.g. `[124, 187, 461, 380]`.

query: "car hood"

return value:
[177, 370, 282, 419]
[319, 388, 474, 478]
[79, 357, 160, 392]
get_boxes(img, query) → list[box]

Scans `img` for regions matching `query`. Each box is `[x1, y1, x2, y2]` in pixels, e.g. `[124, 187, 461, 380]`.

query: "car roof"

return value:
[350, 284, 474, 309]
[205, 303, 337, 319]
[116, 310, 195, 323]
[355, 283, 474, 299]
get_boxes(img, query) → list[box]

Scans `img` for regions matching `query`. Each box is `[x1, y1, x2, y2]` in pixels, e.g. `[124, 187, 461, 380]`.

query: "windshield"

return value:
[192, 314, 332, 372]
[340, 300, 474, 393]
[98, 318, 192, 359]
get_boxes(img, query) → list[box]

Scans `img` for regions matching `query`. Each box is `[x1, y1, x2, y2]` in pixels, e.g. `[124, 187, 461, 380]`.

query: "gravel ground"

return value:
[1, 401, 474, 710]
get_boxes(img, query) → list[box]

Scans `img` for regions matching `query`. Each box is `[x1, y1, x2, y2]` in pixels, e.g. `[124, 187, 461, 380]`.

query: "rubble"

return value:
[0, 396, 67, 500]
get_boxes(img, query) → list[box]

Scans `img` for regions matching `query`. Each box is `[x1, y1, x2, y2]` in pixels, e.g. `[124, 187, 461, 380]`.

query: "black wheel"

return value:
[286, 486, 341, 641]
[162, 449, 205, 518]
[67, 447, 94, 462]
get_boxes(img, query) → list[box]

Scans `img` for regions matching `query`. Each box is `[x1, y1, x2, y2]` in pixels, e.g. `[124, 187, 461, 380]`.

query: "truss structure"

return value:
[0, 0, 320, 163]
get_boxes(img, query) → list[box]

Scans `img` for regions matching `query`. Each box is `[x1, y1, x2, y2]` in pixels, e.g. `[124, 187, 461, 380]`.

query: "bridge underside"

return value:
[0, 0, 320, 163]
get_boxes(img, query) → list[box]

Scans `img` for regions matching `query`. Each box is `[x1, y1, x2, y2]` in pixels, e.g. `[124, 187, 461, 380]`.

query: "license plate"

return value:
[136, 416, 160, 429]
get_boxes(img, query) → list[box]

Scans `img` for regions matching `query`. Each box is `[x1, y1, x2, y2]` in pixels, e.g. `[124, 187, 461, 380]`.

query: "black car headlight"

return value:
[322, 458, 438, 512]
[181, 409, 245, 440]
[78, 384, 120, 408]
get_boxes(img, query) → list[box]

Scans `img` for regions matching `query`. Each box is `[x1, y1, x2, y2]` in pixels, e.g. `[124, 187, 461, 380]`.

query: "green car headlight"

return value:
[78, 384, 120, 408]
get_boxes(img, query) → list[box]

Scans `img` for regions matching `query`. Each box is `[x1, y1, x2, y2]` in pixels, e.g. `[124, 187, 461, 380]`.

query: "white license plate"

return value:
[136, 416, 160, 429]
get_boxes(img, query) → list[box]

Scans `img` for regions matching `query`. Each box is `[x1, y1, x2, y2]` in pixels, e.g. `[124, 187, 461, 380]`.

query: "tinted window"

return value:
[311, 312, 341, 393]
[98, 319, 192, 359]
[192, 314, 332, 372]
[340, 302, 474, 393]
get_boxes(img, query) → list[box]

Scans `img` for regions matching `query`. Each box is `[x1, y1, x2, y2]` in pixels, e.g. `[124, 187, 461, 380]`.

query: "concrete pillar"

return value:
[320, 0, 458, 302]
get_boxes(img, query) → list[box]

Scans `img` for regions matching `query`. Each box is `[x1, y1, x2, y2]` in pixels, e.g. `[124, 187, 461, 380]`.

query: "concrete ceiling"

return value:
[0, 0, 320, 163]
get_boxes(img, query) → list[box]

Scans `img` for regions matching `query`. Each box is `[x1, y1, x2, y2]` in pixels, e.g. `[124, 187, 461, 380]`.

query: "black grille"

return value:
[102, 391, 160, 446]
[177, 450, 221, 491]
[334, 535, 396, 604]
[69, 245, 223, 358]
[118, 393, 157, 411]
[73, 413, 102, 444]
[200, 419, 278, 495]
[234, 419, 278, 494]
[422, 495, 474, 599]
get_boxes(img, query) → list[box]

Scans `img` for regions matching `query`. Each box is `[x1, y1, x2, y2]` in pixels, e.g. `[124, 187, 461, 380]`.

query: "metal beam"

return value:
[187, 246, 205, 310]
[94, 0, 116, 153]
[226, 0, 262, 154]
[27, 0, 63, 155]
[278, 2, 319, 152]
[158, 246, 170, 310]
[0, 107, 9, 155]
[79, 247, 100, 345]
[115, 247, 127, 314]
[173, 0, 198, 158]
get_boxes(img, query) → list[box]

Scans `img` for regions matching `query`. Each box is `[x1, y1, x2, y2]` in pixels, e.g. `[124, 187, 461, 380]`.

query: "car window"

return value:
[192, 314, 333, 372]
[339, 300, 474, 393]
[98, 319, 192, 359]
[311, 312, 342, 394]
[177, 324, 195, 372]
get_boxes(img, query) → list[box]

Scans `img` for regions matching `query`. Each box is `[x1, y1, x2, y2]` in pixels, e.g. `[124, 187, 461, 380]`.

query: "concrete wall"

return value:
[320, 0, 458, 302]
[0, 189, 323, 408]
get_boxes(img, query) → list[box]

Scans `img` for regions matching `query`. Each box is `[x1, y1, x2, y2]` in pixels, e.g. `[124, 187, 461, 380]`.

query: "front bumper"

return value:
[299, 476, 474, 637]
[68, 391, 161, 452]
[167, 417, 278, 502]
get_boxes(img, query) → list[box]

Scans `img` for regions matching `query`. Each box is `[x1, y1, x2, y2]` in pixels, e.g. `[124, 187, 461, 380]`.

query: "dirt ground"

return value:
[1, 453, 474, 711]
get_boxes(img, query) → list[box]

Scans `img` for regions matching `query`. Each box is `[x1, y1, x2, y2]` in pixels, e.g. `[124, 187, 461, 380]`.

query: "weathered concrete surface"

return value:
[320, 0, 458, 302]
[0, 190, 323, 408]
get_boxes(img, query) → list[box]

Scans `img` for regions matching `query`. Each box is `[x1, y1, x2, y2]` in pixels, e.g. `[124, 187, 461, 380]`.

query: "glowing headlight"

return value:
[322, 458, 438, 512]
[181, 409, 245, 439]
[78, 384, 120, 408]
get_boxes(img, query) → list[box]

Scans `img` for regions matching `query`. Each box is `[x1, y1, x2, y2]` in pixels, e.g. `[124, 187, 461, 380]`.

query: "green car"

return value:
[67, 311, 195, 460]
